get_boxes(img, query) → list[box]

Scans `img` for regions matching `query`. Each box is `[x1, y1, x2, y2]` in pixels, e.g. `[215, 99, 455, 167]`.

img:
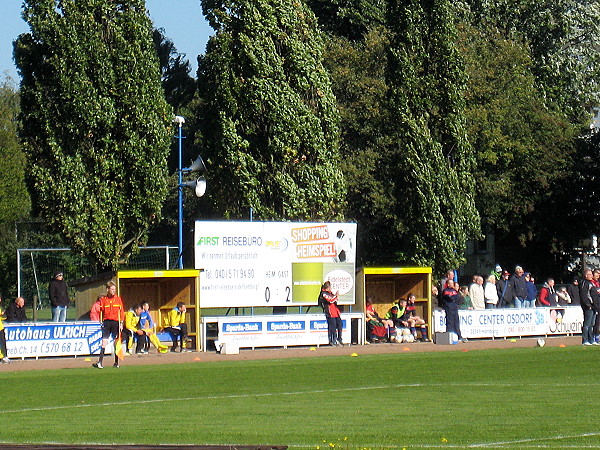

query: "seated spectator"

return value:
[163, 302, 192, 352]
[385, 298, 410, 330]
[539, 278, 559, 306]
[406, 293, 429, 341]
[524, 273, 537, 308]
[386, 298, 415, 343]
[484, 275, 499, 309]
[5, 297, 27, 323]
[138, 301, 168, 353]
[123, 303, 145, 355]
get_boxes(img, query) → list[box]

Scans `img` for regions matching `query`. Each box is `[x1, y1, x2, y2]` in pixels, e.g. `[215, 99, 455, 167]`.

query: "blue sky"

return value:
[0, 0, 213, 81]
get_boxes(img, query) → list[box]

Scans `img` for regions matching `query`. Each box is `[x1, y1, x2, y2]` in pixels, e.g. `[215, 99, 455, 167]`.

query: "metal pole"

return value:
[177, 121, 184, 269]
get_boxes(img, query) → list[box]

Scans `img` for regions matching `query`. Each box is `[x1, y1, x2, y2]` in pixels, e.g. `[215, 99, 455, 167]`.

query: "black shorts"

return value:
[101, 319, 120, 340]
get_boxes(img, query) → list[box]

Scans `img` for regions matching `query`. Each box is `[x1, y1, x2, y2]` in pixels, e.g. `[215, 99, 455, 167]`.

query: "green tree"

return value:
[0, 76, 31, 297]
[197, 0, 346, 221]
[384, 0, 480, 273]
[459, 24, 576, 233]
[153, 28, 197, 115]
[305, 0, 385, 40]
[15, 0, 172, 270]
[459, 0, 600, 123]
[324, 27, 396, 264]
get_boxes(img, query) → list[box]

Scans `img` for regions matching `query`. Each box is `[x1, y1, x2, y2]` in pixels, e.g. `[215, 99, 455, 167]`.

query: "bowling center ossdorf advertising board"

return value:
[194, 222, 357, 308]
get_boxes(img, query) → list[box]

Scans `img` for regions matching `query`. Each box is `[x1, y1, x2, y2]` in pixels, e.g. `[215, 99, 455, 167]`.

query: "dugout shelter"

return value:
[72, 269, 201, 351]
[356, 267, 433, 335]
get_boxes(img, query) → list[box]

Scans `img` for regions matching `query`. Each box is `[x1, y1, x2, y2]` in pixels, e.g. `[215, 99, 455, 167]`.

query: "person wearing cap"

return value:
[48, 271, 69, 322]
[496, 270, 514, 308]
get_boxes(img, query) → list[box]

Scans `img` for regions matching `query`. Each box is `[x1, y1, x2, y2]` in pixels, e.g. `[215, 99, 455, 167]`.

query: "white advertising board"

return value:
[5, 322, 106, 358]
[214, 314, 356, 348]
[432, 306, 582, 338]
[194, 221, 357, 308]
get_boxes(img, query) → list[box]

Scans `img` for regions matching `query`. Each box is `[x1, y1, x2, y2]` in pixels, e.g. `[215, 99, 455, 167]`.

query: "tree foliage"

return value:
[0, 76, 32, 297]
[15, 0, 172, 270]
[459, 24, 576, 233]
[153, 28, 197, 114]
[0, 77, 30, 225]
[384, 0, 480, 273]
[459, 0, 600, 122]
[198, 0, 346, 221]
[324, 27, 397, 263]
[305, 0, 385, 40]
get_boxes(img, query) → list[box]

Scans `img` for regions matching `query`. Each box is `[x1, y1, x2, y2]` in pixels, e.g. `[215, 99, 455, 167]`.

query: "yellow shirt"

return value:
[124, 310, 140, 332]
[164, 308, 186, 327]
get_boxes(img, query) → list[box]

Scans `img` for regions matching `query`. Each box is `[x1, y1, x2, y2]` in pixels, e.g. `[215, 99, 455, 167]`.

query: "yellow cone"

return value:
[350, 353, 358, 357]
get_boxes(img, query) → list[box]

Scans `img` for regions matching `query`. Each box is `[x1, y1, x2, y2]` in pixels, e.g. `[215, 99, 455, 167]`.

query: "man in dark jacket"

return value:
[579, 269, 599, 345]
[511, 266, 527, 308]
[48, 271, 69, 322]
[5, 297, 27, 323]
[442, 280, 467, 342]
[496, 270, 514, 308]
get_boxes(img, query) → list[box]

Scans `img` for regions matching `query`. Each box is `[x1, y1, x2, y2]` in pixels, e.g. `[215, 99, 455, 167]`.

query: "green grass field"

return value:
[0, 346, 599, 448]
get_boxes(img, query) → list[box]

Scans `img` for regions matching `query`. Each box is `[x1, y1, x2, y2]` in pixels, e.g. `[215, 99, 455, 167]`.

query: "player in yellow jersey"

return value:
[163, 302, 192, 352]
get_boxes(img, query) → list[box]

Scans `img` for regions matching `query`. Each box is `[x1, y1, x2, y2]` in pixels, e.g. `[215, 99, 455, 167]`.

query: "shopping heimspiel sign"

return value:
[194, 221, 357, 308]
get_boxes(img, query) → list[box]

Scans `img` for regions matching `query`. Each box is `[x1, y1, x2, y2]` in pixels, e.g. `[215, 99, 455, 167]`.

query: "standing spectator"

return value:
[511, 266, 527, 308]
[5, 297, 27, 323]
[469, 276, 485, 310]
[539, 278, 558, 307]
[0, 296, 9, 363]
[484, 275, 499, 309]
[525, 273, 538, 308]
[48, 271, 69, 322]
[491, 264, 502, 281]
[556, 287, 572, 305]
[496, 270, 514, 308]
[89, 295, 102, 322]
[593, 269, 600, 343]
[431, 285, 441, 309]
[440, 269, 455, 292]
[164, 302, 192, 352]
[442, 280, 466, 342]
[458, 286, 472, 310]
[579, 269, 599, 345]
[93, 282, 124, 369]
[567, 277, 581, 306]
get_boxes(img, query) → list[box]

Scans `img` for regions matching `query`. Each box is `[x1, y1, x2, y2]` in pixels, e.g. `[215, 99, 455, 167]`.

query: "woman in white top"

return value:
[484, 274, 499, 309]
